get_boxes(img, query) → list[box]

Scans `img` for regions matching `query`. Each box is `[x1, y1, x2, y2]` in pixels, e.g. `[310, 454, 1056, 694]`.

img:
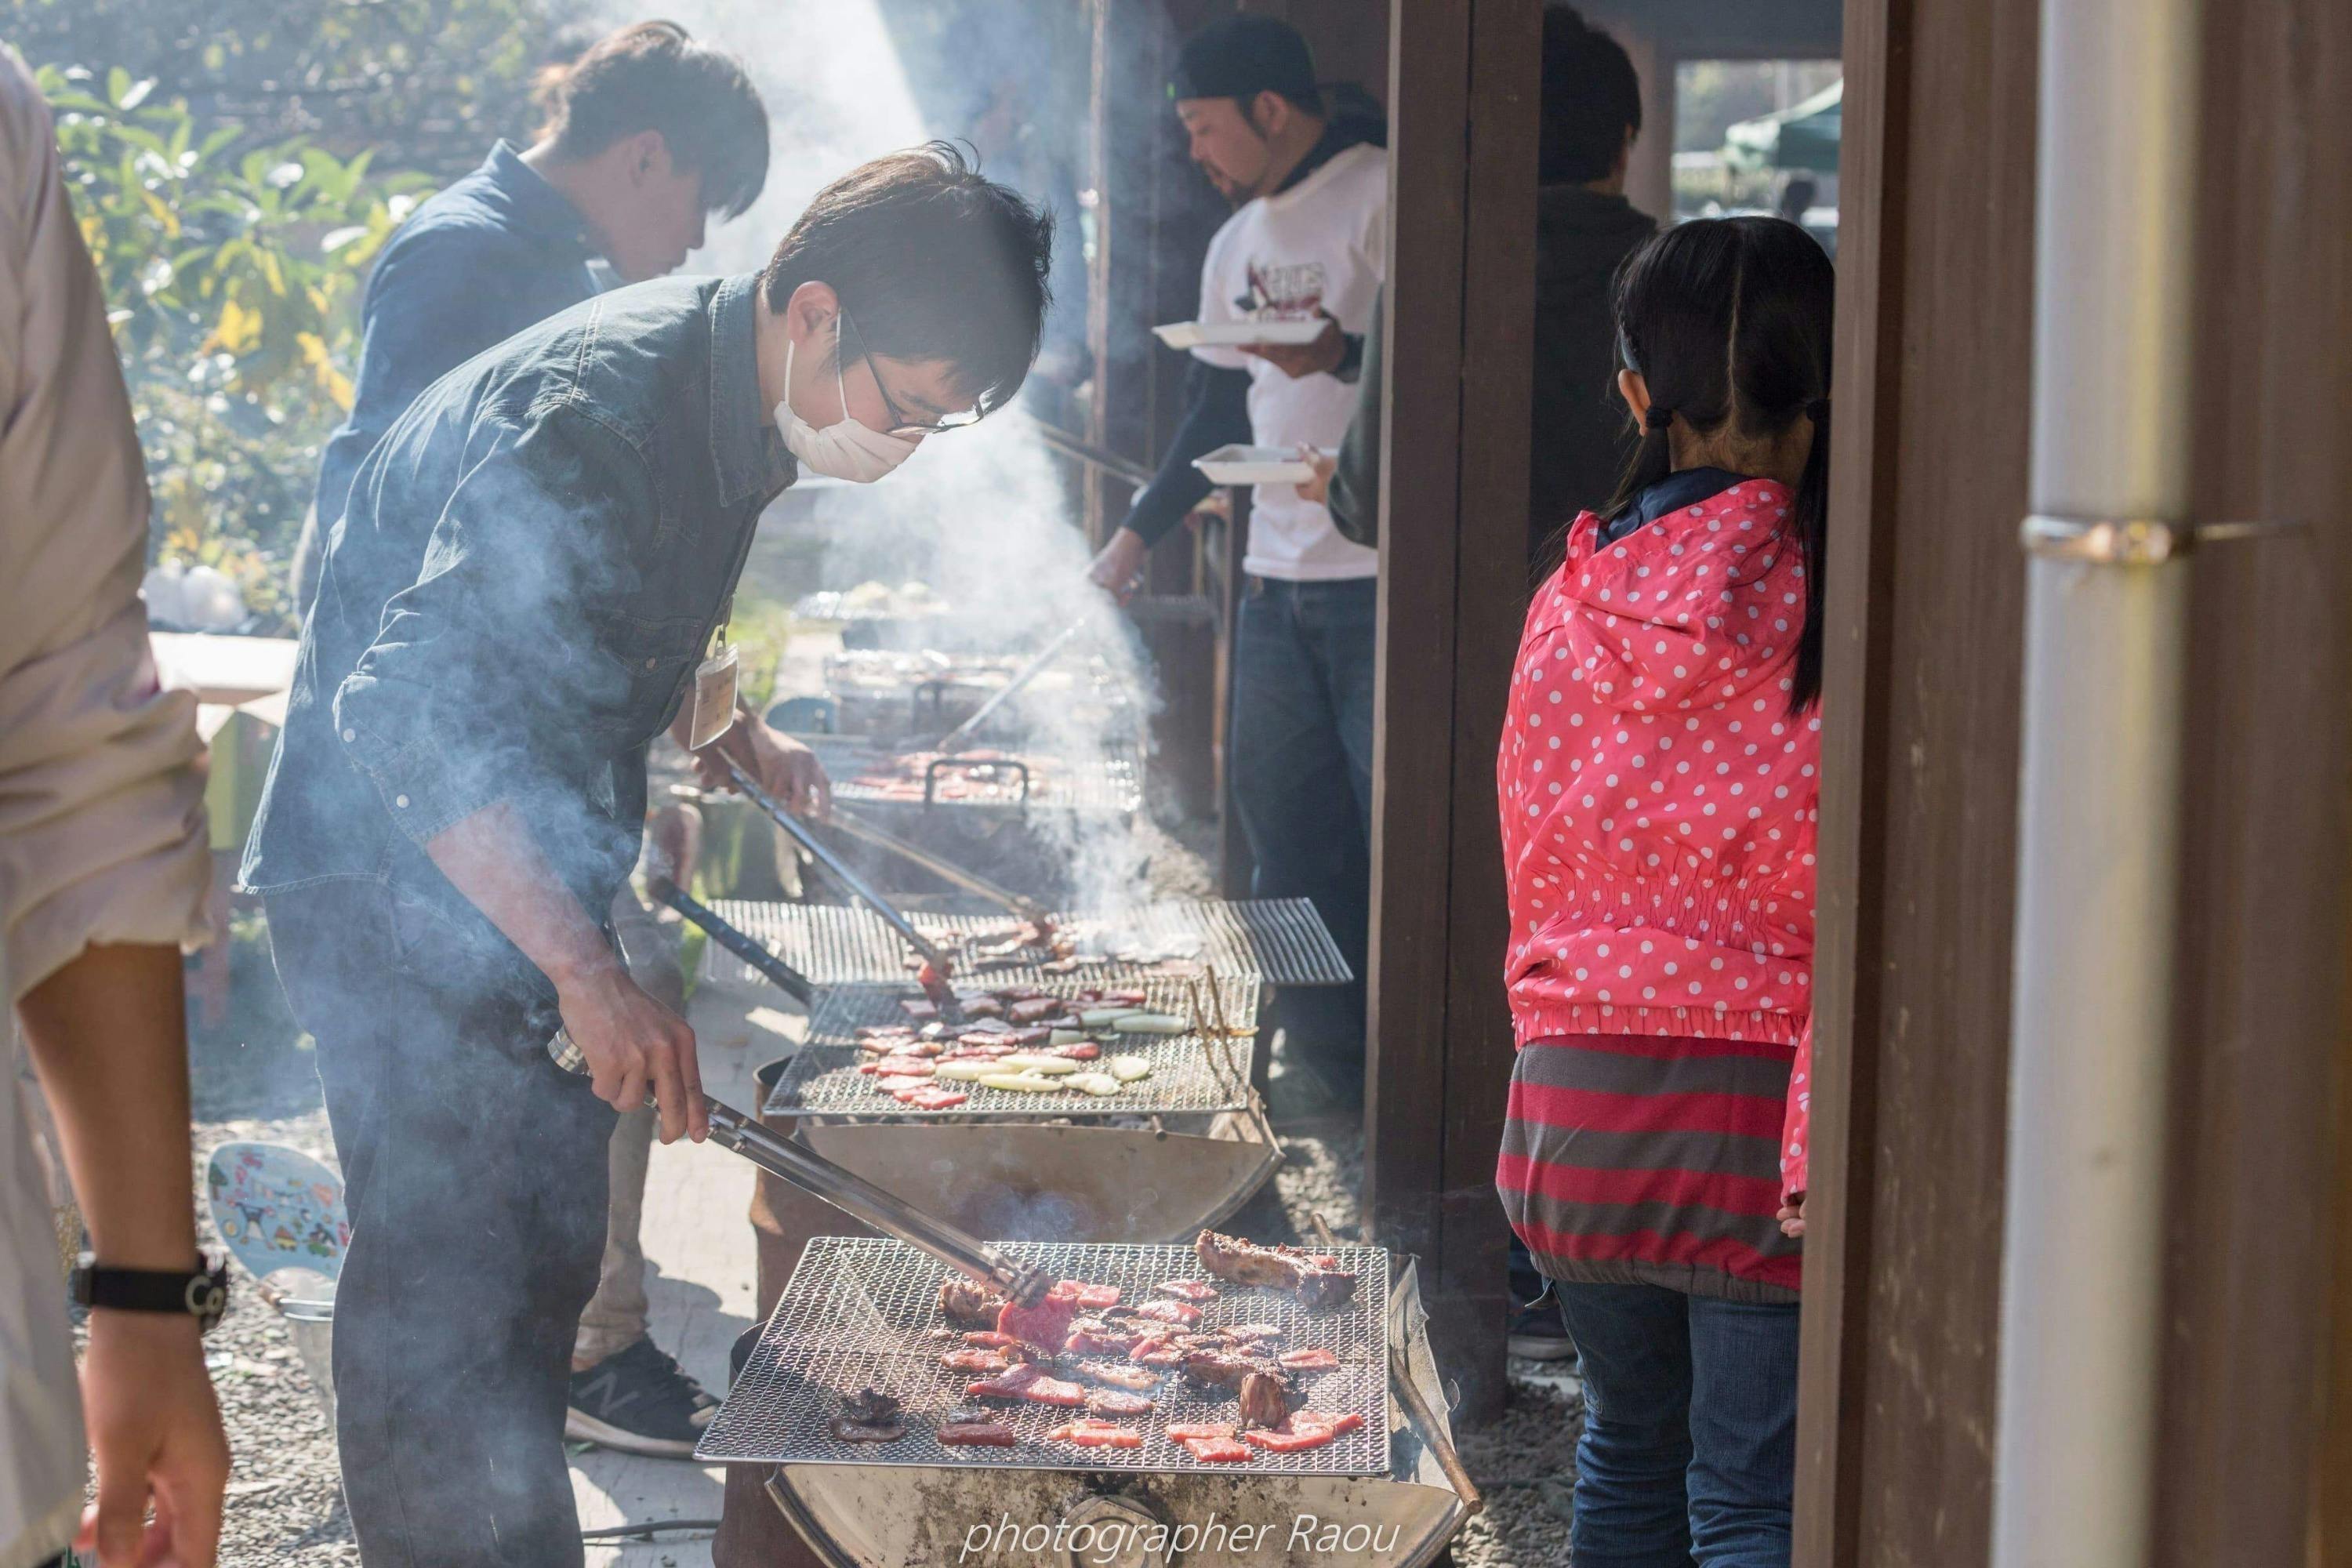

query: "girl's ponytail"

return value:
[1790, 397, 1829, 713]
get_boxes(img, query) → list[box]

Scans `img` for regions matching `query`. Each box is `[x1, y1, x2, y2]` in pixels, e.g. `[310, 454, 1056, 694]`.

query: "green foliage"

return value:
[38, 62, 434, 631]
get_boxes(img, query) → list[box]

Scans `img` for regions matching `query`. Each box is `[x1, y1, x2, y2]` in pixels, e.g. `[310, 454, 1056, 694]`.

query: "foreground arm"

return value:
[422, 803, 706, 1142]
[19, 949, 228, 1568]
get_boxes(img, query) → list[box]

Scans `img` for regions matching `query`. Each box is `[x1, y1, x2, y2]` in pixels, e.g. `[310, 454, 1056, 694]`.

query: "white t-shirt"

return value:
[1193, 140, 1386, 582]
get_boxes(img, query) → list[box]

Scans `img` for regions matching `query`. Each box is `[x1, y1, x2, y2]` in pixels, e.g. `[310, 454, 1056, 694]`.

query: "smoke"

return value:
[621, 0, 1160, 913]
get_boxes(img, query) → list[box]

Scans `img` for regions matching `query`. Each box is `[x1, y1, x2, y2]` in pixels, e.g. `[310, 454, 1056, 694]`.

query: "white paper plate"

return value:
[1192, 444, 1321, 485]
[1152, 318, 1330, 350]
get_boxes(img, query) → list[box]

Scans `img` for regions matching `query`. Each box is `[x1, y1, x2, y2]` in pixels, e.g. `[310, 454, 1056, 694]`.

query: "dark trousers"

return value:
[267, 882, 615, 1568]
[1552, 1282, 1801, 1568]
[1229, 575, 1377, 1087]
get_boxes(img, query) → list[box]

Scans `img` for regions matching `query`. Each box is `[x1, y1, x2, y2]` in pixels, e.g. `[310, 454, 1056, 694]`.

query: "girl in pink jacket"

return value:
[1495, 216, 1830, 1566]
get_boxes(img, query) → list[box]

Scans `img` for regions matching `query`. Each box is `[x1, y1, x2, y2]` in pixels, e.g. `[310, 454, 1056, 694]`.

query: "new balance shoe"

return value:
[565, 1337, 717, 1458]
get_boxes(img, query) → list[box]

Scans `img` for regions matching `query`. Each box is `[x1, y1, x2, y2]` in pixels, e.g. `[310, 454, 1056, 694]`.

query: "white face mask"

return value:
[775, 318, 920, 484]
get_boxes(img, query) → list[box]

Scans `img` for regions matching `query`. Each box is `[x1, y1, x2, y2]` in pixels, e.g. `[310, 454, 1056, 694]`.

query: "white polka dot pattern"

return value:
[1497, 479, 1819, 1067]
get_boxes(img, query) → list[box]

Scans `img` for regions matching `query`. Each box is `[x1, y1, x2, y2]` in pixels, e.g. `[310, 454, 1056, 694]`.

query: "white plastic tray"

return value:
[1152, 317, 1330, 350]
[1192, 444, 1321, 485]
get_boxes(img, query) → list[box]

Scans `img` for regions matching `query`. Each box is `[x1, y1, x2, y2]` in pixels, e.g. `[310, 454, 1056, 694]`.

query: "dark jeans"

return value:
[1229, 576, 1376, 1085]
[1553, 1281, 1800, 1568]
[267, 881, 616, 1568]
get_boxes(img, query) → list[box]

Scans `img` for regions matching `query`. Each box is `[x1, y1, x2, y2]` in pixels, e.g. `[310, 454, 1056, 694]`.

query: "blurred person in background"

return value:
[286, 18, 775, 1459]
[1305, 6, 1653, 1370]
[1, 41, 228, 1568]
[1087, 14, 1387, 1105]
[241, 142, 1053, 1568]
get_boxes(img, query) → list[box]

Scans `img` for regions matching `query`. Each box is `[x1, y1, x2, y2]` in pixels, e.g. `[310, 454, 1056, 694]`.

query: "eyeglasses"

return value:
[840, 307, 985, 437]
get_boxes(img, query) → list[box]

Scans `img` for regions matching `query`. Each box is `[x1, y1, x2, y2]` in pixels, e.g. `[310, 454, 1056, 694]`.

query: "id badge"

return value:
[688, 641, 739, 750]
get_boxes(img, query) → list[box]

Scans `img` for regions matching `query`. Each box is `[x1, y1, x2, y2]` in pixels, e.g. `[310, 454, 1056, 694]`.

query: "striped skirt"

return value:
[1497, 1033, 1802, 1303]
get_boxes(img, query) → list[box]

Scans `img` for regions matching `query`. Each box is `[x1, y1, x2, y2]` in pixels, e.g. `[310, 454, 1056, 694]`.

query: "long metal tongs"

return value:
[928, 617, 1090, 755]
[644, 875, 812, 1006]
[824, 807, 1052, 928]
[546, 1031, 1048, 1306]
[722, 759, 955, 989]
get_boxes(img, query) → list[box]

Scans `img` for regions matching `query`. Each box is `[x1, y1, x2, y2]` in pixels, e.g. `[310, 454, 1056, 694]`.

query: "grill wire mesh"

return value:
[704, 898, 1352, 991]
[803, 737, 1145, 815]
[765, 974, 1258, 1118]
[698, 1237, 1391, 1476]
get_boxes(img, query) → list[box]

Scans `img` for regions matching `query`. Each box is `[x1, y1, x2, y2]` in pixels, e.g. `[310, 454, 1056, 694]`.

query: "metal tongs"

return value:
[644, 875, 811, 1006]
[928, 617, 1089, 755]
[721, 760, 960, 1010]
[546, 1029, 1048, 1306]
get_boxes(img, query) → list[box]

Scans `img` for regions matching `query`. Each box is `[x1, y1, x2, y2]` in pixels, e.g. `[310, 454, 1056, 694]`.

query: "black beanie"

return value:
[1171, 15, 1320, 108]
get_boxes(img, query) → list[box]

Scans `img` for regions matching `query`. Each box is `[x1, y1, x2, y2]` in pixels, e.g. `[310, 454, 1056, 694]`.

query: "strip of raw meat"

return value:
[997, 1290, 1079, 1350]
[892, 1086, 968, 1110]
[940, 1348, 1011, 1374]
[965, 1364, 1042, 1400]
[961, 1330, 1022, 1348]
[1278, 1348, 1340, 1370]
[1050, 1041, 1102, 1061]
[1022, 1375, 1088, 1408]
[1154, 1280, 1220, 1304]
[1294, 1410, 1366, 1436]
[1065, 1283, 1121, 1309]
[1239, 1425, 1333, 1453]
[1176, 1435, 1253, 1463]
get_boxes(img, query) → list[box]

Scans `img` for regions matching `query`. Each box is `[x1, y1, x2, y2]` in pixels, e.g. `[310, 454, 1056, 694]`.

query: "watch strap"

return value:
[71, 1253, 230, 1333]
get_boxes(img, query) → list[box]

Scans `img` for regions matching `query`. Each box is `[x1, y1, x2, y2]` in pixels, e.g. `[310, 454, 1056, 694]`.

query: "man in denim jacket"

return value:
[242, 144, 1052, 1568]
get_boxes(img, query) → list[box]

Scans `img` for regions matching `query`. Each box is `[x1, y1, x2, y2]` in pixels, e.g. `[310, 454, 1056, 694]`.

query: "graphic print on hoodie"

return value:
[1497, 475, 1820, 1051]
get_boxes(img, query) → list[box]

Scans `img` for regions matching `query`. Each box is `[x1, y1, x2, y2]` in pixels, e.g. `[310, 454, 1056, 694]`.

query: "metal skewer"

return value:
[723, 760, 956, 994]
[928, 616, 1092, 755]
[824, 806, 1051, 927]
[546, 1029, 1047, 1305]
[644, 876, 811, 1005]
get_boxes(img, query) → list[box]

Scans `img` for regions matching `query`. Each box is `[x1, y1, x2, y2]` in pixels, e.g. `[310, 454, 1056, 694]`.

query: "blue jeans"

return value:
[1553, 1282, 1800, 1568]
[1229, 576, 1376, 1080]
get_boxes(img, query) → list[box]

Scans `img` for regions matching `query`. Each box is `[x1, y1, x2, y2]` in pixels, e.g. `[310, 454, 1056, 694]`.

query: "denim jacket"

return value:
[242, 272, 793, 938]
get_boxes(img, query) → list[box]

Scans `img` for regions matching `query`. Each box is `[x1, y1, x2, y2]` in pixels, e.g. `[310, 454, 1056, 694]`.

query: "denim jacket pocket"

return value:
[583, 609, 708, 743]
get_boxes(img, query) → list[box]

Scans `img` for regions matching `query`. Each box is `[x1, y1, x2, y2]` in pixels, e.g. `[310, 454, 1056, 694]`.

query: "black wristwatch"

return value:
[70, 1253, 230, 1334]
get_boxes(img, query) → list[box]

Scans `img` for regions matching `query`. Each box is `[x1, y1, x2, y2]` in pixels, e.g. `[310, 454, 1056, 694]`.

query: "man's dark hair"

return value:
[534, 20, 769, 220]
[1539, 8, 1642, 185]
[760, 141, 1054, 419]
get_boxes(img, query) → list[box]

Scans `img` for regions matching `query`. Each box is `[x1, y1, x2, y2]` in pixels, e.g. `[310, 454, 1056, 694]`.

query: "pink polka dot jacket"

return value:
[1498, 477, 1819, 1214]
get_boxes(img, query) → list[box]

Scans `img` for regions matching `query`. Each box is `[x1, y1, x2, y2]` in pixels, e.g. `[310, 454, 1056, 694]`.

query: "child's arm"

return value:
[1778, 1019, 1812, 1238]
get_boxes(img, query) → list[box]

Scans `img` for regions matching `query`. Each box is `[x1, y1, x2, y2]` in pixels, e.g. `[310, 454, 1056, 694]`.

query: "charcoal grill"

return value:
[706, 1238, 1475, 1566]
[794, 735, 1145, 902]
[701, 897, 1352, 992]
[768, 975, 1278, 1242]
[820, 648, 1138, 743]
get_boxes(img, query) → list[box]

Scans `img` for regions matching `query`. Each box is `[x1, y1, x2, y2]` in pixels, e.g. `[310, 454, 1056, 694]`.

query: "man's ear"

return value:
[782, 280, 840, 351]
[1247, 89, 1287, 140]
[624, 128, 672, 183]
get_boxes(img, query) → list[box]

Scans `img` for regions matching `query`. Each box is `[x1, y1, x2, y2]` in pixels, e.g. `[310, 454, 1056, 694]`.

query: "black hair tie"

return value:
[1806, 397, 1831, 424]
[1642, 405, 1675, 433]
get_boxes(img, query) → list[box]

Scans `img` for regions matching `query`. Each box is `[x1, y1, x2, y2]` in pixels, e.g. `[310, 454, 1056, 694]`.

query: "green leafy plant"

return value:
[39, 63, 434, 631]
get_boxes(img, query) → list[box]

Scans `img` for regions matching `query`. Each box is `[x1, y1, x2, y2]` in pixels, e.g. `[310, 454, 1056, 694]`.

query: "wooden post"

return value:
[1365, 0, 1541, 1425]
[1792, 0, 2040, 1559]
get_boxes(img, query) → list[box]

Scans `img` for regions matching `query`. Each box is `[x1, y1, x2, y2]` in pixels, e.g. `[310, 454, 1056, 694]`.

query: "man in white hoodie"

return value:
[0, 42, 228, 1568]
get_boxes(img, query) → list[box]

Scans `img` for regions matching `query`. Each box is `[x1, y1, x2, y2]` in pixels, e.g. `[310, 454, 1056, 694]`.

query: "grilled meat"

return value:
[1047, 1418, 1143, 1449]
[938, 1277, 1007, 1327]
[1236, 1370, 1296, 1430]
[1073, 1359, 1162, 1392]
[1193, 1229, 1360, 1309]
[1083, 1388, 1156, 1419]
[1131, 1299, 1201, 1328]
[1154, 1279, 1220, 1304]
[1178, 1346, 1285, 1391]
[1278, 1347, 1340, 1371]
[829, 1387, 906, 1443]
[938, 1407, 1018, 1446]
